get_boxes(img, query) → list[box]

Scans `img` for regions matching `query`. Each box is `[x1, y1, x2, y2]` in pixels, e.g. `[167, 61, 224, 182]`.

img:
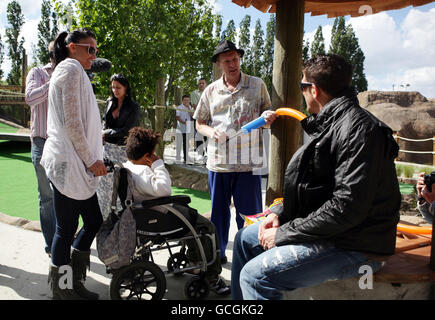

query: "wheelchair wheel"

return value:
[167, 252, 189, 276]
[184, 276, 210, 300]
[110, 261, 166, 300]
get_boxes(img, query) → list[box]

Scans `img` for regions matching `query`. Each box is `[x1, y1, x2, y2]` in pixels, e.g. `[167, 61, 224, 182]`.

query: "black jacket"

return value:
[274, 89, 401, 255]
[103, 97, 140, 145]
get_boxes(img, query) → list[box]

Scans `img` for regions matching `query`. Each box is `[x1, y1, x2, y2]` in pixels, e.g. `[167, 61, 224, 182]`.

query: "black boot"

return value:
[48, 264, 84, 300]
[71, 249, 99, 300]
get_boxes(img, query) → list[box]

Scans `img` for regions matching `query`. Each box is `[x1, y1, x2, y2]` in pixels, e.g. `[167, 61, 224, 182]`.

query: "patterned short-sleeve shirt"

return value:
[193, 72, 272, 172]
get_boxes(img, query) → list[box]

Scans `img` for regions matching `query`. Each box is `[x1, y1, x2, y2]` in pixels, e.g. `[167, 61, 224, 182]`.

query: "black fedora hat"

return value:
[211, 39, 244, 63]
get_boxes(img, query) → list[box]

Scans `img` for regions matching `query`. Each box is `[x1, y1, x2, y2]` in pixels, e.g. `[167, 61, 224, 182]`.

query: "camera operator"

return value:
[416, 172, 435, 224]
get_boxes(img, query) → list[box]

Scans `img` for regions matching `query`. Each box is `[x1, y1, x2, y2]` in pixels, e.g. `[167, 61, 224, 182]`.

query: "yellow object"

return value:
[276, 108, 307, 121]
[397, 223, 432, 236]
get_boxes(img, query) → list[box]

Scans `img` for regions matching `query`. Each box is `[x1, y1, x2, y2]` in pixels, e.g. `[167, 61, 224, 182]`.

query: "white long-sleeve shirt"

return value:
[41, 58, 103, 200]
[123, 159, 172, 203]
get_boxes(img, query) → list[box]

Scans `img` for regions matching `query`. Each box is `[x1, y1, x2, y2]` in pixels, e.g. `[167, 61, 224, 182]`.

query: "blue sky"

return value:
[215, 0, 435, 34]
[1, 0, 435, 97]
[214, 0, 435, 97]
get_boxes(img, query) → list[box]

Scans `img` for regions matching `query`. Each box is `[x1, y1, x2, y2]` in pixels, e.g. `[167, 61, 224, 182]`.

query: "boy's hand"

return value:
[143, 153, 160, 167]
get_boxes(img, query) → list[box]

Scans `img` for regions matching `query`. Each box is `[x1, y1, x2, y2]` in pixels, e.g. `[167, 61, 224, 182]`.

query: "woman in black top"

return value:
[103, 73, 140, 144]
[98, 73, 140, 218]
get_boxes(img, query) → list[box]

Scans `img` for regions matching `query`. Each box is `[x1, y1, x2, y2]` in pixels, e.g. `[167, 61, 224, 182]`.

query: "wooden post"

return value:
[266, 0, 305, 205]
[432, 136, 435, 167]
[174, 87, 182, 129]
[393, 131, 399, 162]
[431, 215, 435, 270]
[213, 63, 222, 82]
[155, 77, 166, 158]
[21, 49, 28, 127]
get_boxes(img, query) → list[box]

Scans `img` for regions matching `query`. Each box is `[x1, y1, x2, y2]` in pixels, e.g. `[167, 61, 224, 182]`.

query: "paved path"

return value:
[0, 209, 240, 300]
[0, 134, 268, 300]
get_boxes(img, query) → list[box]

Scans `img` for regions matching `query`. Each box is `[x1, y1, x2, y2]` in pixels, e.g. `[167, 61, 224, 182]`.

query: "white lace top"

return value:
[41, 58, 103, 200]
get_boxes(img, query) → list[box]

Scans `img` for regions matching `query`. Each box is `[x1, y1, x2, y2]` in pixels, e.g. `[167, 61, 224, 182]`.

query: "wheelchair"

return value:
[103, 161, 219, 300]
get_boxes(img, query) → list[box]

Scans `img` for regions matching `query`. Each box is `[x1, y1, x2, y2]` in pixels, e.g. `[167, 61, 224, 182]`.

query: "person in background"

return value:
[176, 94, 193, 164]
[97, 73, 140, 219]
[123, 127, 231, 295]
[191, 78, 207, 163]
[416, 172, 435, 224]
[25, 41, 57, 256]
[193, 40, 276, 264]
[41, 28, 107, 300]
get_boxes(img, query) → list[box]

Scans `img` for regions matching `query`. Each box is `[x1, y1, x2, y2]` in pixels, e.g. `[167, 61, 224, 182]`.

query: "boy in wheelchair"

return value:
[123, 127, 230, 296]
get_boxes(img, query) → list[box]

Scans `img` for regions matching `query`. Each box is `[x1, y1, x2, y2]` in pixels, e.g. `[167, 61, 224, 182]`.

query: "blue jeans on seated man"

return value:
[31, 137, 56, 254]
[231, 222, 383, 300]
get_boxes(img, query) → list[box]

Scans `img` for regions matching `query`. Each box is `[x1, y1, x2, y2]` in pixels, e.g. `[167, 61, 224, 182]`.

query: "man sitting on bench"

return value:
[231, 54, 401, 300]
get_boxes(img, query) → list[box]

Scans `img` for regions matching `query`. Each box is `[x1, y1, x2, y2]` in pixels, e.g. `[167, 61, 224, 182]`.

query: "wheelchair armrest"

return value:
[141, 195, 191, 208]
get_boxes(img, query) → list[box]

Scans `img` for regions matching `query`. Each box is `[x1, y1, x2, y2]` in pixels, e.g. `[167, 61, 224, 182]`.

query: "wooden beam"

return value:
[155, 77, 166, 158]
[0, 100, 27, 105]
[266, 0, 305, 205]
[213, 63, 222, 82]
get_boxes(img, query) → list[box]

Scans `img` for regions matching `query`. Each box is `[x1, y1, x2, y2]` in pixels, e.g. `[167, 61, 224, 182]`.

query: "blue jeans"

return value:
[51, 184, 103, 266]
[208, 171, 262, 258]
[231, 222, 382, 300]
[31, 137, 56, 254]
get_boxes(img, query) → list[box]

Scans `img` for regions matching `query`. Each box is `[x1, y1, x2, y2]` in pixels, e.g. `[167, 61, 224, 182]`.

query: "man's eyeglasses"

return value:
[300, 82, 313, 91]
[74, 43, 98, 56]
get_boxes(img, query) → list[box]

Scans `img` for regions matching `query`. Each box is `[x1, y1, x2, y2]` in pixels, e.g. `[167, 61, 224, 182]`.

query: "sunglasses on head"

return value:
[73, 43, 98, 56]
[300, 82, 313, 91]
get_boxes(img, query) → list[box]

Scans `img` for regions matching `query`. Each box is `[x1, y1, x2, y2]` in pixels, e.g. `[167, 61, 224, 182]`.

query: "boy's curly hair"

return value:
[125, 127, 161, 161]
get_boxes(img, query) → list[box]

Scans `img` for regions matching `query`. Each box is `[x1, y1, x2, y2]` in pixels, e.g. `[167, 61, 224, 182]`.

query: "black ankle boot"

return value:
[48, 264, 84, 300]
[71, 249, 99, 300]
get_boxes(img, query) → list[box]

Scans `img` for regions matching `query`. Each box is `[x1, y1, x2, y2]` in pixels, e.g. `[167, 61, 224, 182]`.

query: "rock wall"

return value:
[358, 91, 435, 165]
[166, 164, 208, 192]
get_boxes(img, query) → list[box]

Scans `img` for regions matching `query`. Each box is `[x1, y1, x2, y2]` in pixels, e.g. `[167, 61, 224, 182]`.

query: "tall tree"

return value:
[5, 0, 25, 85]
[69, 0, 216, 109]
[238, 15, 252, 75]
[214, 14, 223, 41]
[223, 19, 236, 43]
[0, 34, 4, 81]
[329, 17, 368, 92]
[251, 19, 264, 77]
[310, 26, 325, 58]
[36, 0, 57, 65]
[345, 25, 368, 92]
[302, 38, 310, 64]
[263, 14, 275, 95]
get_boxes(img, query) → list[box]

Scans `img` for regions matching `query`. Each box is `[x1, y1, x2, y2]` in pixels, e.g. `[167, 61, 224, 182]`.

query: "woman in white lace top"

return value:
[41, 28, 107, 300]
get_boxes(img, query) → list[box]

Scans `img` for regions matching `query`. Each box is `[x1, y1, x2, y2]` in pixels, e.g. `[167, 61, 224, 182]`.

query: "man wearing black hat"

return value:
[193, 40, 277, 264]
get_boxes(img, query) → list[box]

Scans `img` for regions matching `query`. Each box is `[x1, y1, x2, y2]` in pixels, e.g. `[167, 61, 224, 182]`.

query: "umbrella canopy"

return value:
[232, 0, 434, 17]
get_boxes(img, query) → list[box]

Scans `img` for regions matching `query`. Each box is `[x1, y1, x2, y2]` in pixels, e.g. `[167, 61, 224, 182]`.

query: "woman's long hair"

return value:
[53, 28, 96, 68]
[110, 73, 134, 102]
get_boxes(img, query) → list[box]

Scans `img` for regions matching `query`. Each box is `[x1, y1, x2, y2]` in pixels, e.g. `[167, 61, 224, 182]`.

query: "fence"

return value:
[393, 131, 435, 166]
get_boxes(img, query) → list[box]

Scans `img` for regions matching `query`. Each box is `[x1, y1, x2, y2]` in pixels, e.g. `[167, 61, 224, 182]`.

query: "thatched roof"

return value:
[231, 0, 434, 17]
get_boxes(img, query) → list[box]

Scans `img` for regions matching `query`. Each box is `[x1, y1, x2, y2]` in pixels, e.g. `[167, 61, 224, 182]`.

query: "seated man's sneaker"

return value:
[210, 277, 231, 296]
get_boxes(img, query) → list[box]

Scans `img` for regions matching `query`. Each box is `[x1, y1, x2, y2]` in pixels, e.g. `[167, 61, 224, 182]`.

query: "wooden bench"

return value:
[375, 232, 435, 284]
[283, 222, 435, 300]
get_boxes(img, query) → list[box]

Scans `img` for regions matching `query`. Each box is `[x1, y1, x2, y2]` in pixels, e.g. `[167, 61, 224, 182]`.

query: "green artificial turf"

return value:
[0, 122, 18, 133]
[0, 140, 211, 222]
[0, 139, 415, 222]
[399, 183, 415, 195]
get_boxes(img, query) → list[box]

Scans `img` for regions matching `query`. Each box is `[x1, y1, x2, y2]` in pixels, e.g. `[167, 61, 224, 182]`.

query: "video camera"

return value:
[103, 157, 115, 173]
[424, 172, 435, 192]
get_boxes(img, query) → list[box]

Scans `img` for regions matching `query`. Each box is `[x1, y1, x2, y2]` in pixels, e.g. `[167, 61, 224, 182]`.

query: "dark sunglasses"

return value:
[74, 43, 98, 56]
[300, 82, 313, 91]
